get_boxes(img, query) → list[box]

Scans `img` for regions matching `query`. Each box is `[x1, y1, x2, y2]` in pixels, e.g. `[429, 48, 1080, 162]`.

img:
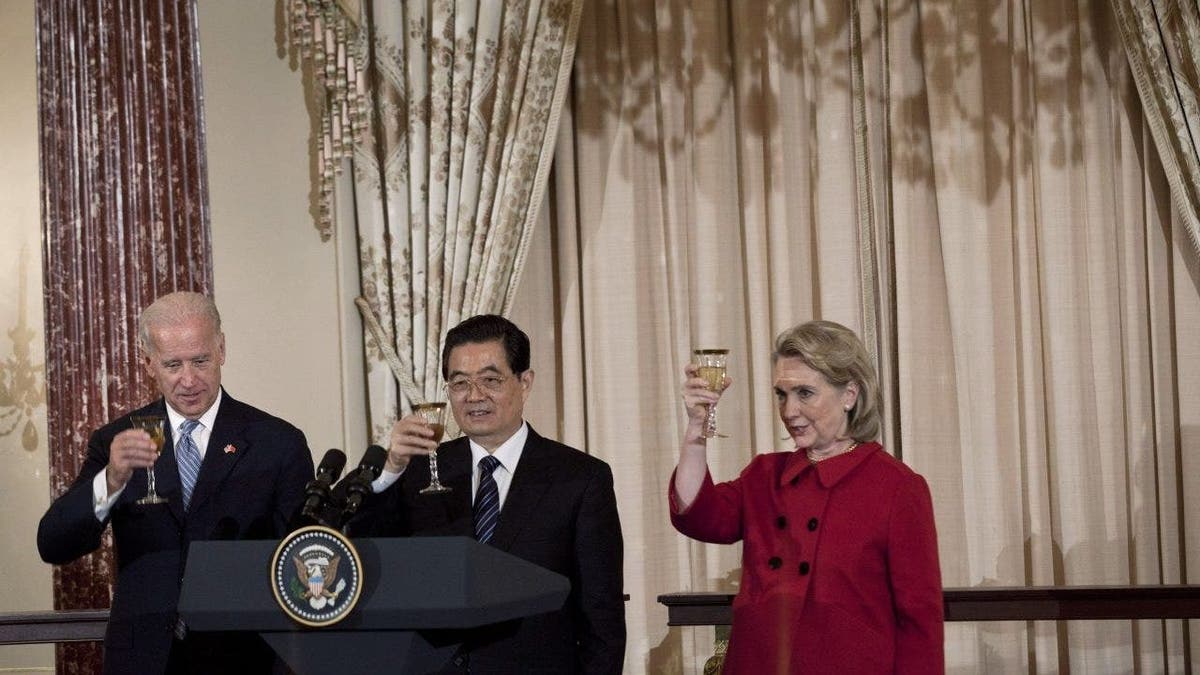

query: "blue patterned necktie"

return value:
[473, 455, 502, 544]
[177, 419, 202, 509]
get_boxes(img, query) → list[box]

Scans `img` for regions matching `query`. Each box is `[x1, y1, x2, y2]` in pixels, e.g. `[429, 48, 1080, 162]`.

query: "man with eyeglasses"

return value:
[353, 314, 625, 674]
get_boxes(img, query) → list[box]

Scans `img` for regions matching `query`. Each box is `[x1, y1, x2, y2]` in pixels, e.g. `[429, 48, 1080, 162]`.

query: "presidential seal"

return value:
[270, 525, 363, 627]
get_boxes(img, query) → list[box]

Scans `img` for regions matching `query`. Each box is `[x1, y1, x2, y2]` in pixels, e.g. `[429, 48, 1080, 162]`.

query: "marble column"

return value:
[36, 0, 211, 671]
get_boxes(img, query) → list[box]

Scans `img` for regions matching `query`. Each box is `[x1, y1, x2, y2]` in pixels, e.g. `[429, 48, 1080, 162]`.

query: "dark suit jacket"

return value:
[353, 426, 625, 674]
[37, 391, 314, 675]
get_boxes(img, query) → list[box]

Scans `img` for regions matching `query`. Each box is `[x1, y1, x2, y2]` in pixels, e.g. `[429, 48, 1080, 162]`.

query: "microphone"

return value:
[293, 449, 347, 529]
[335, 445, 388, 525]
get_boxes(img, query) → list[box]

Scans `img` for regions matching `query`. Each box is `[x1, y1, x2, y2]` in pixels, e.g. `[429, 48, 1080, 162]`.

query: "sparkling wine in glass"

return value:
[414, 402, 451, 494]
[693, 349, 729, 438]
[131, 415, 168, 505]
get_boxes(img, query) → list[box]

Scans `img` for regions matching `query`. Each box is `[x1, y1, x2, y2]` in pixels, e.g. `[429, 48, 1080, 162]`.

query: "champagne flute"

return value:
[131, 415, 168, 505]
[693, 349, 729, 438]
[414, 402, 451, 494]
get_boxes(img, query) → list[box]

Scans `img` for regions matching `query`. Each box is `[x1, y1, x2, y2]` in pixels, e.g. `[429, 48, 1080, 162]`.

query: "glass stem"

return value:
[428, 451, 442, 486]
[705, 402, 718, 438]
[146, 466, 157, 496]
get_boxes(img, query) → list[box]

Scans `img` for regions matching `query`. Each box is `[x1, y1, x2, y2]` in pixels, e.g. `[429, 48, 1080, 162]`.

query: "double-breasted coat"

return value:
[670, 442, 943, 674]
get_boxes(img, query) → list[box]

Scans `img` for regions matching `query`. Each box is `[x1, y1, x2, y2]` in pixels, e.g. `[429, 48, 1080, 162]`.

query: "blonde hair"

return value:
[138, 292, 222, 354]
[772, 320, 881, 441]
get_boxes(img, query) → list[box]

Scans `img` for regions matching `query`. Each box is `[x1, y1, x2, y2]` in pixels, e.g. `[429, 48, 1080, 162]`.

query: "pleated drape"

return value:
[1112, 0, 1200, 258]
[292, 0, 582, 439]
[509, 0, 1200, 670]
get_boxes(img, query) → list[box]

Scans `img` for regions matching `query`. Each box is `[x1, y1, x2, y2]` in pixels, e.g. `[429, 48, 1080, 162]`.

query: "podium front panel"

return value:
[179, 536, 570, 631]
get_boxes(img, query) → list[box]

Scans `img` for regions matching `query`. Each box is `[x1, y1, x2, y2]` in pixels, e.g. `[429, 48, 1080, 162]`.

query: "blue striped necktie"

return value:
[177, 419, 202, 509]
[473, 455, 501, 544]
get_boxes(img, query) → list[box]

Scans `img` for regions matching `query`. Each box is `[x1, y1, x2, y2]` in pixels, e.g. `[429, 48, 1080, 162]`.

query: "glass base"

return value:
[419, 483, 452, 495]
[136, 494, 168, 505]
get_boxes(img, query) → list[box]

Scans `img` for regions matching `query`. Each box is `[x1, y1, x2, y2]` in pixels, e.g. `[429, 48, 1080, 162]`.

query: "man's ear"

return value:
[139, 341, 156, 377]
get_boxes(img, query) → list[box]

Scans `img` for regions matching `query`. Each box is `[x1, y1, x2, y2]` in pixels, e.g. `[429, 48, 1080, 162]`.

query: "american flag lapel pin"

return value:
[224, 444, 236, 454]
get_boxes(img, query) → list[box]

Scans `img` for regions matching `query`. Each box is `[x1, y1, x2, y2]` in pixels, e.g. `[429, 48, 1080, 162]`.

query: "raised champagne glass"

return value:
[414, 402, 451, 494]
[131, 415, 168, 505]
[693, 349, 729, 438]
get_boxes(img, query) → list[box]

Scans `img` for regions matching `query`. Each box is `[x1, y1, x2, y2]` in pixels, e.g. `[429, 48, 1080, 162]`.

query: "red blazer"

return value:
[670, 442, 943, 674]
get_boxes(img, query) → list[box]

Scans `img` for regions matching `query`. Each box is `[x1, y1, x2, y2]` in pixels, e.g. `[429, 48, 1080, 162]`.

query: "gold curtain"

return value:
[507, 0, 1200, 671]
[1111, 0, 1200, 257]
[293, 0, 583, 438]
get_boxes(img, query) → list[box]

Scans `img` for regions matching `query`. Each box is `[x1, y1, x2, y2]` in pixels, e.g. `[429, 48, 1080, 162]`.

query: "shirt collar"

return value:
[780, 441, 879, 488]
[469, 421, 529, 473]
[165, 388, 223, 437]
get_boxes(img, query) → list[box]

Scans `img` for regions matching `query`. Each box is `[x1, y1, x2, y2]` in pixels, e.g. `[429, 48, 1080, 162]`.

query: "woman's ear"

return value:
[842, 382, 859, 411]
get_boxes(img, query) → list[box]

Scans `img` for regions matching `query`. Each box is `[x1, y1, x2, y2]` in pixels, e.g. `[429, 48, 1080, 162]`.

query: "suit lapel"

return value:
[186, 394, 249, 513]
[489, 430, 556, 552]
[438, 441, 475, 497]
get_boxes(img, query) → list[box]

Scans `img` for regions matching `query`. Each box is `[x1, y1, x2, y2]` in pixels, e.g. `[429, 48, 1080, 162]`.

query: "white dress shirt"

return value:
[467, 422, 528, 508]
[92, 390, 223, 520]
[373, 421, 530, 508]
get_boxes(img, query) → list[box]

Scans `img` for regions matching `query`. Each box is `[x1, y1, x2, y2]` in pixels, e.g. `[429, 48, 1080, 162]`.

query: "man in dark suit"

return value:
[357, 314, 625, 674]
[37, 292, 314, 675]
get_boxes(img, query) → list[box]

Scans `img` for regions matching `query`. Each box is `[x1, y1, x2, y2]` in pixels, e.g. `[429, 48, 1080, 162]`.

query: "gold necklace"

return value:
[807, 440, 859, 464]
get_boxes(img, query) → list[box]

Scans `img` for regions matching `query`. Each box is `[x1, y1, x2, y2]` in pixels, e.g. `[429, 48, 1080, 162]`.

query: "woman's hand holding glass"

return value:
[675, 359, 732, 510]
[683, 356, 731, 440]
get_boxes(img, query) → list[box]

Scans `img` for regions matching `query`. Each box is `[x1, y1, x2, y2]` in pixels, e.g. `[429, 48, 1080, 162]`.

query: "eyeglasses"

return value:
[445, 375, 510, 396]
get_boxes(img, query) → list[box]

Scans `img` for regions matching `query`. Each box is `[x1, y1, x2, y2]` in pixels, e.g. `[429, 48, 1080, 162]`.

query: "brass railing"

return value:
[3, 586, 1198, 647]
[0, 610, 107, 645]
[658, 585, 1200, 625]
[660, 586, 1200, 673]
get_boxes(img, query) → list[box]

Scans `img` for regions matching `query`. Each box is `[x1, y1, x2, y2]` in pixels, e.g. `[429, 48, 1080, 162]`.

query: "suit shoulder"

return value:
[747, 450, 793, 468]
[92, 416, 127, 441]
[734, 450, 793, 479]
[532, 435, 612, 474]
[222, 395, 303, 433]
[862, 445, 928, 488]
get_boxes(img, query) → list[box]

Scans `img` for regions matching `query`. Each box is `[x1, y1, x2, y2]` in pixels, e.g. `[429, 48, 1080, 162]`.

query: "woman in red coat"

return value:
[670, 320, 944, 674]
